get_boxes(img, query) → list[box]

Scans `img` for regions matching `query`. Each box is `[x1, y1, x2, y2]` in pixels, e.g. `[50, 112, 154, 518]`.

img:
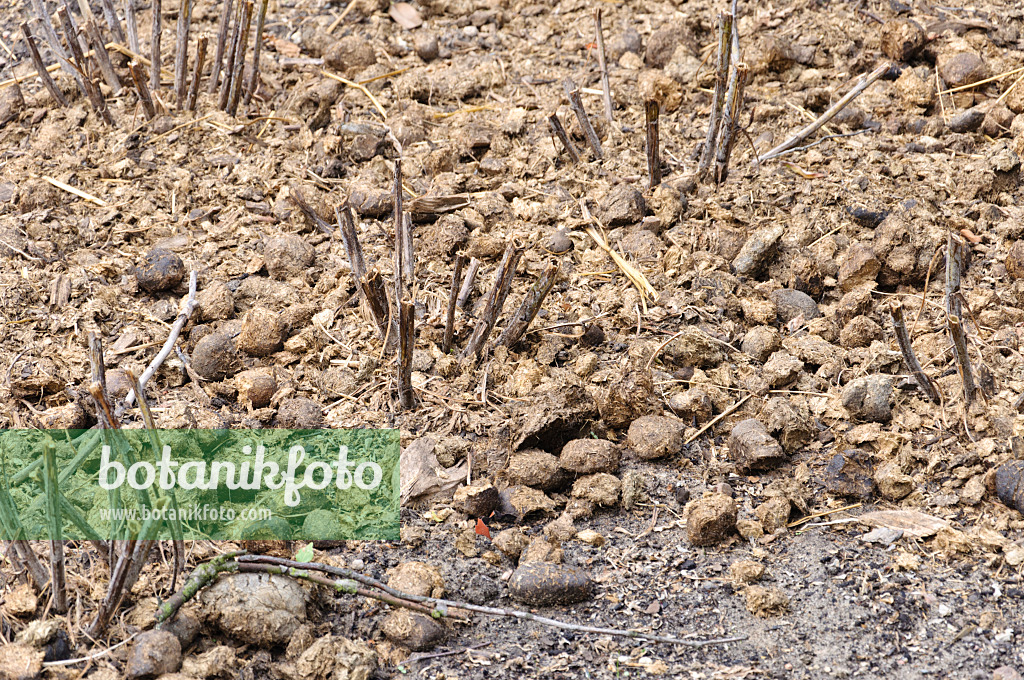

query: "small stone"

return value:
[387, 561, 445, 598]
[875, 460, 914, 500]
[860, 527, 904, 545]
[686, 493, 737, 546]
[559, 439, 620, 474]
[744, 585, 789, 617]
[770, 288, 822, 323]
[136, 249, 185, 293]
[264, 235, 314, 280]
[508, 562, 593, 606]
[106, 369, 133, 399]
[728, 560, 765, 585]
[276, 397, 323, 428]
[454, 482, 500, 518]
[729, 419, 786, 473]
[824, 449, 875, 500]
[414, 33, 439, 61]
[947, 107, 985, 133]
[576, 529, 606, 547]
[627, 415, 685, 460]
[993, 666, 1023, 680]
[716, 482, 734, 497]
[546, 228, 573, 254]
[597, 184, 646, 226]
[191, 333, 242, 381]
[236, 369, 277, 408]
[938, 52, 987, 89]
[995, 460, 1024, 514]
[756, 496, 791, 534]
[880, 19, 925, 61]
[837, 243, 880, 291]
[741, 325, 782, 363]
[732, 224, 784, 277]
[236, 307, 286, 356]
[125, 630, 182, 678]
[673, 486, 691, 506]
[382, 610, 446, 651]
[571, 473, 621, 506]
[841, 375, 895, 422]
[0, 644, 43, 680]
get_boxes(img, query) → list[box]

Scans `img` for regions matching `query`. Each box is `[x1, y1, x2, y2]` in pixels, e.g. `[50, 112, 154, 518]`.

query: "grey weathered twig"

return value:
[218, 0, 242, 108]
[184, 34, 207, 111]
[760, 62, 890, 161]
[398, 298, 415, 411]
[456, 257, 480, 310]
[462, 244, 523, 359]
[547, 113, 580, 164]
[83, 19, 122, 94]
[442, 254, 465, 354]
[208, 0, 234, 94]
[174, 0, 192, 108]
[714, 62, 747, 185]
[42, 443, 67, 613]
[645, 100, 660, 189]
[289, 186, 334, 235]
[225, 0, 253, 115]
[945, 232, 976, 405]
[593, 8, 612, 124]
[891, 301, 940, 403]
[698, 12, 732, 178]
[123, 0, 139, 53]
[98, 0, 126, 44]
[242, 0, 268, 105]
[150, 0, 162, 92]
[392, 158, 407, 300]
[360, 270, 398, 352]
[120, 271, 198, 413]
[28, 0, 79, 84]
[337, 205, 366, 280]
[496, 262, 559, 348]
[21, 23, 68, 106]
[563, 78, 602, 159]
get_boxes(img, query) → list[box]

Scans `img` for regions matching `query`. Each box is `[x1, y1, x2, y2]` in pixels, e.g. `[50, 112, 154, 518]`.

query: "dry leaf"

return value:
[858, 510, 949, 540]
[267, 35, 302, 58]
[399, 437, 469, 505]
[389, 2, 423, 29]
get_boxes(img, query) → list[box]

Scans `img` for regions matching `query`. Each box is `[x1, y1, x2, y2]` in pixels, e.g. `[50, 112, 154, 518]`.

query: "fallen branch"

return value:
[760, 62, 890, 162]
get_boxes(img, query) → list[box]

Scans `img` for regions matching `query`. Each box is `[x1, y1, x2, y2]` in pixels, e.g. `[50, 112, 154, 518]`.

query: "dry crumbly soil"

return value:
[2, 0, 1024, 677]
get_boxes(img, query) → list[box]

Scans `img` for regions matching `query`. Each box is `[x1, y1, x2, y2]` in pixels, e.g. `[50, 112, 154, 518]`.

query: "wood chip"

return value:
[858, 510, 949, 540]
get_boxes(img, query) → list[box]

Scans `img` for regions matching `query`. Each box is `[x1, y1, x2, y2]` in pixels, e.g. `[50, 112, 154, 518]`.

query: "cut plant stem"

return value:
[218, 0, 243, 108]
[891, 301, 940, 403]
[697, 12, 732, 178]
[288, 186, 334, 235]
[547, 113, 580, 164]
[29, 0, 78, 83]
[392, 157, 407, 300]
[129, 60, 155, 118]
[398, 298, 415, 411]
[174, 0, 192, 108]
[123, 0, 139, 53]
[21, 24, 68, 106]
[150, 0, 161, 91]
[337, 205, 366, 281]
[442, 255, 465, 354]
[83, 19, 122, 94]
[462, 244, 523, 359]
[42, 443, 67, 613]
[98, 0, 127, 43]
[948, 314, 976, 406]
[184, 34, 207, 111]
[714, 63, 747, 184]
[208, 0, 234, 93]
[645, 99, 660, 189]
[225, 0, 253, 115]
[456, 257, 480, 309]
[945, 232, 976, 405]
[760, 62, 890, 161]
[563, 78, 602, 159]
[593, 8, 613, 124]
[242, 0, 268, 105]
[360, 270, 398, 352]
[496, 261, 559, 348]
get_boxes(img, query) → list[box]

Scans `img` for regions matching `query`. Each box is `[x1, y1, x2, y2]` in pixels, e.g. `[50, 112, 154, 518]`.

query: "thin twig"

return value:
[174, 0, 192, 107]
[891, 301, 941, 403]
[242, 0, 268, 105]
[289, 186, 334, 235]
[496, 262, 559, 348]
[218, 0, 243, 108]
[42, 443, 67, 613]
[456, 257, 480, 310]
[184, 34, 207, 111]
[120, 271, 198, 414]
[462, 244, 522, 359]
[442, 255, 465, 354]
[337, 204, 366, 280]
[398, 298, 415, 411]
[593, 8, 613, 124]
[547, 113, 580, 164]
[21, 23, 68, 106]
[563, 78, 602, 158]
[128, 59, 155, 118]
[123, 0, 139, 53]
[698, 12, 732, 178]
[645, 100, 660, 189]
[760, 62, 890, 161]
[83, 19, 123, 94]
[208, 0, 234, 93]
[714, 63, 747, 184]
[98, 0, 126, 44]
[225, 0, 253, 115]
[150, 0, 161, 91]
[360, 270, 398, 352]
